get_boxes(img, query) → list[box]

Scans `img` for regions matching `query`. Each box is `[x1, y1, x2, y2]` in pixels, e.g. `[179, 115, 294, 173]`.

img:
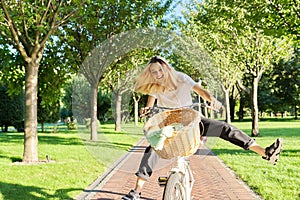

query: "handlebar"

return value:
[140, 103, 219, 119]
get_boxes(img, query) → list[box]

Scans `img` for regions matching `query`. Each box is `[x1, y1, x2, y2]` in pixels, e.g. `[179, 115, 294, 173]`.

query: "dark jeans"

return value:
[135, 117, 255, 180]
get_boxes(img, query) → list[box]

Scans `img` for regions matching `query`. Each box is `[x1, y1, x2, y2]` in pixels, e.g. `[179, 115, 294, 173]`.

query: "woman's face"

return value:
[149, 63, 165, 83]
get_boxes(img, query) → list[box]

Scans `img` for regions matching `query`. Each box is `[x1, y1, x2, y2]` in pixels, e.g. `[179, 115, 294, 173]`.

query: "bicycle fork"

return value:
[158, 157, 195, 199]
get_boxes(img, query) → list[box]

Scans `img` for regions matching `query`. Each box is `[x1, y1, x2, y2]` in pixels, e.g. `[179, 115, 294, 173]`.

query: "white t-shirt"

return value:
[151, 72, 196, 108]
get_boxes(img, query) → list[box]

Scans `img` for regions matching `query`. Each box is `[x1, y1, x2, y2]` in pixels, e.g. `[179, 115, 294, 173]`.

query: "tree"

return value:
[181, 0, 294, 136]
[0, 0, 78, 162]
[181, 1, 244, 123]
[104, 53, 147, 131]
[62, 0, 173, 141]
[237, 29, 293, 136]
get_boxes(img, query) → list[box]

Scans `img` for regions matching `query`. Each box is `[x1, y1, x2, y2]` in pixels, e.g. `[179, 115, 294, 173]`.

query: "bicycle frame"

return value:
[166, 156, 194, 200]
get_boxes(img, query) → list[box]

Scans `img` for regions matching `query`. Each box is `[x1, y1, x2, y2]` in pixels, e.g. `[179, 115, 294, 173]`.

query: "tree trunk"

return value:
[41, 122, 44, 132]
[134, 97, 139, 126]
[295, 105, 298, 120]
[115, 92, 122, 132]
[23, 62, 39, 162]
[230, 88, 235, 121]
[238, 101, 244, 121]
[4, 125, 8, 132]
[236, 83, 246, 121]
[251, 76, 259, 137]
[204, 100, 208, 118]
[90, 84, 98, 141]
[224, 89, 231, 124]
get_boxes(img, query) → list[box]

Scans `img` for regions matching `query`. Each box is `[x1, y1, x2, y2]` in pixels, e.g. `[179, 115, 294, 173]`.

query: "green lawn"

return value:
[210, 119, 300, 200]
[0, 123, 143, 200]
[0, 119, 299, 200]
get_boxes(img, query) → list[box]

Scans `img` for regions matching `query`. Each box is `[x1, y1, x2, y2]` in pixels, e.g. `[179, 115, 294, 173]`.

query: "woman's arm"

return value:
[140, 95, 156, 117]
[192, 84, 213, 102]
[192, 84, 222, 110]
[146, 95, 156, 107]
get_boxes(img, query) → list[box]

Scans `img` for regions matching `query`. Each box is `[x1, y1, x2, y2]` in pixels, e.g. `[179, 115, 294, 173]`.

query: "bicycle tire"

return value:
[163, 172, 186, 200]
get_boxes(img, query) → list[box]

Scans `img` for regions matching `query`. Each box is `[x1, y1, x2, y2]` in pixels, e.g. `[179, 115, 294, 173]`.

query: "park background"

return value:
[0, 0, 299, 199]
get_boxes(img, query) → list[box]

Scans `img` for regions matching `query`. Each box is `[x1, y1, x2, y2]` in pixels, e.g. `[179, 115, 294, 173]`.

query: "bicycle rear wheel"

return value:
[163, 172, 186, 200]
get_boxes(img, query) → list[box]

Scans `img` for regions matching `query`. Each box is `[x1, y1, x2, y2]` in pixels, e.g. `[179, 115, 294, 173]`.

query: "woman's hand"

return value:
[140, 107, 150, 118]
[211, 98, 222, 111]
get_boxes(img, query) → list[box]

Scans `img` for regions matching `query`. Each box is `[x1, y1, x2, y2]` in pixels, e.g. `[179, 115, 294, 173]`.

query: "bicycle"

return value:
[143, 103, 214, 200]
[158, 156, 194, 200]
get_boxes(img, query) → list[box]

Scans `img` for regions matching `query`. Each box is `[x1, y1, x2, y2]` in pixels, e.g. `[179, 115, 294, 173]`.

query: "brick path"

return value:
[76, 138, 261, 200]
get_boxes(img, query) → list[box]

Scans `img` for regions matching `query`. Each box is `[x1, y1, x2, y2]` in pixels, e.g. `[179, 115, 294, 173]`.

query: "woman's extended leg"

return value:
[200, 117, 283, 164]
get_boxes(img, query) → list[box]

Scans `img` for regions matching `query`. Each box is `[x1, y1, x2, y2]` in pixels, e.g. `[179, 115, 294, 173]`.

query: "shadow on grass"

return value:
[38, 135, 83, 145]
[211, 148, 256, 156]
[0, 154, 22, 163]
[0, 131, 141, 159]
[82, 139, 135, 151]
[0, 132, 83, 146]
[0, 181, 82, 200]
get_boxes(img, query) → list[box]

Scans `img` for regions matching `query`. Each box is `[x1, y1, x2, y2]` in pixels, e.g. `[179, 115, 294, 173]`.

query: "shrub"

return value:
[67, 117, 77, 130]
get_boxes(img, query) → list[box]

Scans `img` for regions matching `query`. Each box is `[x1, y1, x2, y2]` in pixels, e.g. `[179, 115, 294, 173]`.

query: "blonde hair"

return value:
[135, 58, 179, 94]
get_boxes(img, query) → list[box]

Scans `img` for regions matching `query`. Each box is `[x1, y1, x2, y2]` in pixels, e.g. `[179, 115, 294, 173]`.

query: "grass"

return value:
[0, 119, 299, 200]
[210, 119, 300, 200]
[0, 123, 143, 200]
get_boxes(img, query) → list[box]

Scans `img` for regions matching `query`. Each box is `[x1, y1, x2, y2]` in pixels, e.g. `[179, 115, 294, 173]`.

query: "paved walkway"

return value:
[76, 138, 261, 200]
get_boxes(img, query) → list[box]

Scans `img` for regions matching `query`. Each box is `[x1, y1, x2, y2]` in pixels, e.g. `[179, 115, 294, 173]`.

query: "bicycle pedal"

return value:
[158, 176, 168, 187]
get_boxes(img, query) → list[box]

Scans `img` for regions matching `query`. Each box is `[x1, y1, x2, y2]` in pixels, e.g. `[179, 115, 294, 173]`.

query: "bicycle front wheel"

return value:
[163, 172, 186, 200]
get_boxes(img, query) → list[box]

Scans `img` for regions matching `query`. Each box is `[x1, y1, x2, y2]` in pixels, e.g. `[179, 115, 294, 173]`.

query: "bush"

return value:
[85, 118, 101, 130]
[67, 117, 77, 130]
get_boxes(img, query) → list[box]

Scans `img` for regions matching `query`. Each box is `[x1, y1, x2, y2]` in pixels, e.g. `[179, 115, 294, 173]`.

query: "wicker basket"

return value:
[143, 108, 201, 159]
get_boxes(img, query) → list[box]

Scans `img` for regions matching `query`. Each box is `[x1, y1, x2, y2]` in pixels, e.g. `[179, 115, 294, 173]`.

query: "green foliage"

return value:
[0, 48, 25, 96]
[97, 89, 112, 122]
[193, 0, 299, 40]
[67, 122, 77, 130]
[60, 107, 72, 122]
[61, 80, 74, 119]
[271, 52, 300, 107]
[67, 117, 78, 130]
[37, 36, 81, 124]
[70, 75, 92, 123]
[59, 0, 174, 67]
[258, 48, 300, 115]
[61, 78, 113, 123]
[0, 83, 25, 132]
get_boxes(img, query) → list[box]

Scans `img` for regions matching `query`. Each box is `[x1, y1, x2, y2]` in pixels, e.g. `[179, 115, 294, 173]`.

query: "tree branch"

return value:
[20, 0, 31, 46]
[40, 0, 77, 49]
[1, 0, 30, 62]
[39, 0, 52, 25]
[237, 79, 250, 94]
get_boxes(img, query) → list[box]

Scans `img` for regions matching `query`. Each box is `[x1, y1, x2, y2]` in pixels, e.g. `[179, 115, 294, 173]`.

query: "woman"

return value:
[122, 56, 283, 200]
